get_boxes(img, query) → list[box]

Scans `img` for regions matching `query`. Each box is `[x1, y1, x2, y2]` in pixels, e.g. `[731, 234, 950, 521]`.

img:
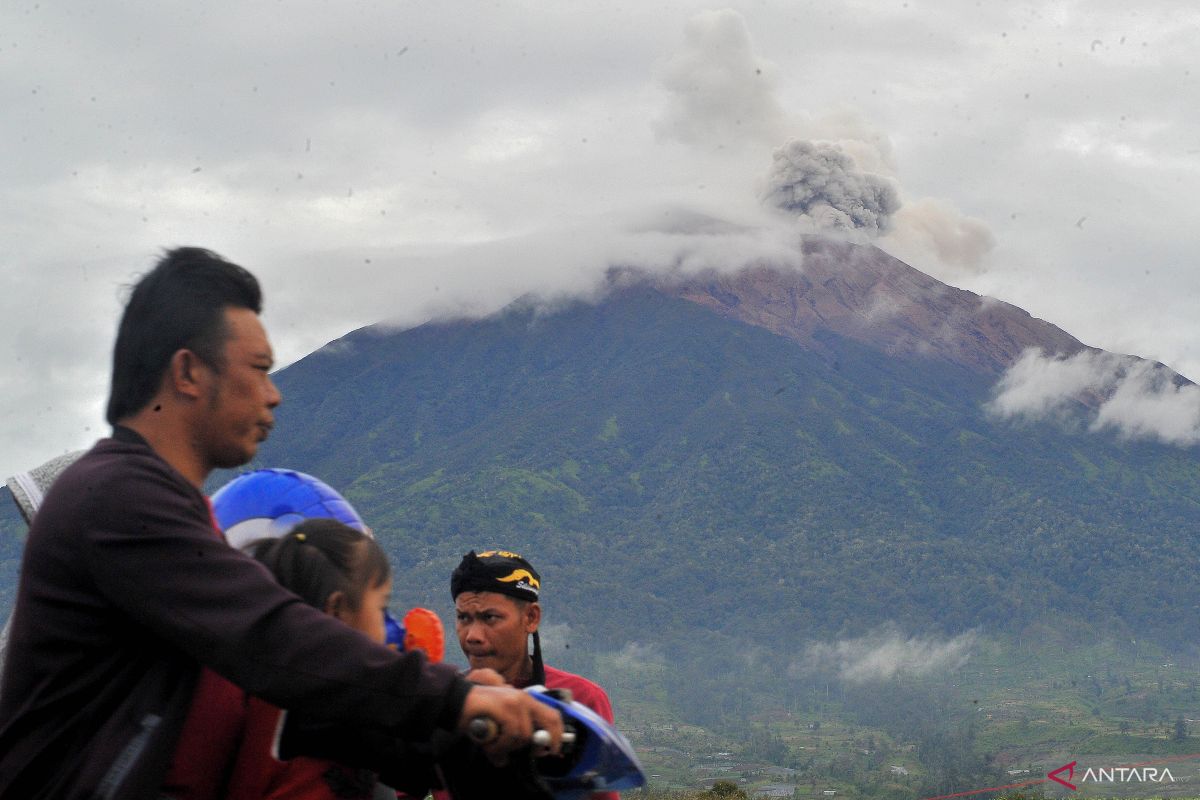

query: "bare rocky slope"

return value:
[657, 237, 1088, 377]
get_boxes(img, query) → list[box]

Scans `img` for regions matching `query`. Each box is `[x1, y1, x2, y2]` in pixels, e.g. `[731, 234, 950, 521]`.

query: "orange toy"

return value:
[402, 607, 445, 662]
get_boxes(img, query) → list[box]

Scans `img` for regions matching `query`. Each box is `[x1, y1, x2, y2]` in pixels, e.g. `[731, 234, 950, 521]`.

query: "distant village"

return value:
[625, 721, 918, 798]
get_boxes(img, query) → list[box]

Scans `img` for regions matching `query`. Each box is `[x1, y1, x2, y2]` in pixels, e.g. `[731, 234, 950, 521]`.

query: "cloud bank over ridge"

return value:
[988, 348, 1200, 446]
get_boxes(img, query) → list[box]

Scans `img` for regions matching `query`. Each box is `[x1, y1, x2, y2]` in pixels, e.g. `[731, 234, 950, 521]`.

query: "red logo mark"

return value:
[1048, 761, 1077, 791]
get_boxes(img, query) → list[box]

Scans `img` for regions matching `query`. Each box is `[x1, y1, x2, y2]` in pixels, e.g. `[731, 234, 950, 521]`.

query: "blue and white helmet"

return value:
[210, 468, 404, 648]
[210, 468, 366, 551]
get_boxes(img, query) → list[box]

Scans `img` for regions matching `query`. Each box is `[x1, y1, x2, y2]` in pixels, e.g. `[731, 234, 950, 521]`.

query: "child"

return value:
[226, 518, 393, 800]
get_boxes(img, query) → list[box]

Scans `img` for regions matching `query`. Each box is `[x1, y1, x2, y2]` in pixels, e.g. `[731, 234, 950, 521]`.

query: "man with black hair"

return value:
[0, 247, 560, 799]
[451, 550, 618, 800]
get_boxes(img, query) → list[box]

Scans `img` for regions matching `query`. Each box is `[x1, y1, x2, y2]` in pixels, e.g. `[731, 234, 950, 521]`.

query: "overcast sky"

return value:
[1, 0, 1197, 479]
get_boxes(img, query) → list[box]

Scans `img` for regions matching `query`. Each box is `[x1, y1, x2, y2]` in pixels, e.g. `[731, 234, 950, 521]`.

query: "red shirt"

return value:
[160, 502, 250, 799]
[159, 668, 247, 799]
[532, 665, 615, 727]
[225, 698, 378, 800]
[535, 666, 619, 800]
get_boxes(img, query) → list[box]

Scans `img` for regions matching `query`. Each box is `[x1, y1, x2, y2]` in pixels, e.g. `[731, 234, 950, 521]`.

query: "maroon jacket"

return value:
[0, 428, 469, 799]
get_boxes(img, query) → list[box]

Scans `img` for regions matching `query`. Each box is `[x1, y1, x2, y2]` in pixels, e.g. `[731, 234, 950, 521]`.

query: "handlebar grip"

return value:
[467, 718, 575, 749]
[535, 728, 578, 747]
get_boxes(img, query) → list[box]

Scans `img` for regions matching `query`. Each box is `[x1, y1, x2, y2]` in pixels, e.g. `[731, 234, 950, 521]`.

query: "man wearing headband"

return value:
[451, 550, 618, 800]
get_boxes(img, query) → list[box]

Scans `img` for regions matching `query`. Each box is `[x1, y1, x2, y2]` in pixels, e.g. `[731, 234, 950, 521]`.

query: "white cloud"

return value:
[1092, 361, 1200, 445]
[988, 348, 1200, 446]
[987, 348, 1121, 421]
[608, 641, 664, 673]
[797, 626, 977, 683]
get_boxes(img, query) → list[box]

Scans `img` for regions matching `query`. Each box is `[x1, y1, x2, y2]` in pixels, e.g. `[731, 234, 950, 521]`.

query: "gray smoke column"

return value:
[763, 140, 901, 235]
[655, 9, 787, 147]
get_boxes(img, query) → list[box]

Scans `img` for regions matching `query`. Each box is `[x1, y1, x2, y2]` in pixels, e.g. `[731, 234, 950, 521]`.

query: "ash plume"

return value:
[653, 8, 992, 276]
[655, 9, 787, 148]
[884, 198, 996, 274]
[763, 140, 901, 236]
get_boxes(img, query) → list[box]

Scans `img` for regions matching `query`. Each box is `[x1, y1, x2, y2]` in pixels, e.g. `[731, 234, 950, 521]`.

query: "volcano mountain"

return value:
[233, 238, 1200, 666]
